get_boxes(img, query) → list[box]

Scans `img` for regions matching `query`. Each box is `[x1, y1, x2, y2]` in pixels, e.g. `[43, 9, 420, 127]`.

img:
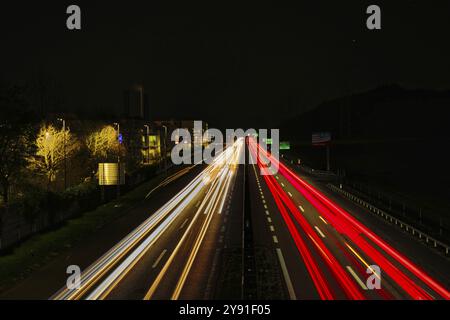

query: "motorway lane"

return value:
[248, 139, 450, 300]
[272, 163, 450, 299]
[282, 159, 450, 291]
[248, 157, 312, 299]
[248, 148, 365, 299]
[268, 169, 402, 299]
[53, 140, 244, 300]
[104, 183, 211, 299]
[176, 165, 240, 299]
[248, 142, 362, 299]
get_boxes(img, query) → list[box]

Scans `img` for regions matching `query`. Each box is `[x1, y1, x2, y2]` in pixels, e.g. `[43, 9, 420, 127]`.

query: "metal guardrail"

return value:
[327, 183, 450, 256]
[282, 156, 337, 178]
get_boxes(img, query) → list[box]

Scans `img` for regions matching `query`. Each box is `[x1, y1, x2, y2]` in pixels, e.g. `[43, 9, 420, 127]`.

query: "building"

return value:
[123, 85, 150, 120]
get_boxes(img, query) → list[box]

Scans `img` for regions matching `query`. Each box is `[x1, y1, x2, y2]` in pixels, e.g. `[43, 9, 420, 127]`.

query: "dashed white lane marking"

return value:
[179, 218, 189, 230]
[346, 266, 368, 290]
[298, 205, 305, 212]
[272, 235, 279, 244]
[270, 225, 275, 232]
[276, 248, 297, 300]
[314, 226, 326, 238]
[267, 217, 272, 223]
[265, 210, 270, 216]
[262, 199, 266, 204]
[319, 216, 328, 225]
[195, 201, 201, 208]
[264, 204, 268, 209]
[288, 192, 293, 197]
[276, 176, 279, 180]
[281, 182, 285, 187]
[152, 249, 167, 269]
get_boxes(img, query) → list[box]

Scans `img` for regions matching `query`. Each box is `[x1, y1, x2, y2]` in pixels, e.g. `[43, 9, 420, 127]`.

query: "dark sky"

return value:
[1, 1, 450, 129]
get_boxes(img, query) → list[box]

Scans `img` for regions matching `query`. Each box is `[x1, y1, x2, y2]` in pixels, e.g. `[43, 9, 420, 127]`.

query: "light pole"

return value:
[162, 125, 168, 176]
[144, 124, 150, 164]
[57, 118, 66, 190]
[114, 122, 121, 197]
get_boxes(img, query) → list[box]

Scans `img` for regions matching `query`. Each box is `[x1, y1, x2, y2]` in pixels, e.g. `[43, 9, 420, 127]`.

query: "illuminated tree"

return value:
[86, 125, 117, 161]
[28, 124, 80, 189]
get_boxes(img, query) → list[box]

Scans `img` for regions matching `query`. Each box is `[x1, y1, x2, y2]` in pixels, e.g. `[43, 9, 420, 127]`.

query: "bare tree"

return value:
[28, 124, 80, 190]
[86, 125, 118, 160]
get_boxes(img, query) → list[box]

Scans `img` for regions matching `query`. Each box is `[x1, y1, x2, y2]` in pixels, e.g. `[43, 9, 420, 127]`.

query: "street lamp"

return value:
[162, 125, 168, 176]
[113, 122, 120, 197]
[113, 122, 120, 161]
[144, 124, 150, 164]
[57, 118, 67, 190]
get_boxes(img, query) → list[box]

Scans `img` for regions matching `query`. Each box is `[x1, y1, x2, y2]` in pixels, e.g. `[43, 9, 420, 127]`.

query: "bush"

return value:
[62, 181, 99, 213]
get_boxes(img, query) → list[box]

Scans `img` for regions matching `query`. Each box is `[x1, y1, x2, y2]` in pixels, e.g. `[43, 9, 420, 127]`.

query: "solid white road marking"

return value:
[346, 266, 368, 290]
[276, 248, 297, 300]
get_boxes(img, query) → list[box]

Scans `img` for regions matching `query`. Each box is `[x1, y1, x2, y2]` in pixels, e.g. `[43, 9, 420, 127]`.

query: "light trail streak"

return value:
[254, 140, 450, 300]
[249, 139, 365, 300]
[145, 139, 243, 300]
[53, 140, 242, 300]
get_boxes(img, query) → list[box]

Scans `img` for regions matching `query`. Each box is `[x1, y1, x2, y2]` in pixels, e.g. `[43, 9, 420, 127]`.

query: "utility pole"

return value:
[58, 118, 67, 190]
[114, 122, 121, 197]
[144, 125, 150, 164]
[326, 144, 330, 172]
[162, 125, 168, 176]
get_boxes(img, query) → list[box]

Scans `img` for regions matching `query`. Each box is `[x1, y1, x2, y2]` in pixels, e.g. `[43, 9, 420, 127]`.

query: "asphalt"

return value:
[247, 145, 450, 299]
[3, 142, 449, 300]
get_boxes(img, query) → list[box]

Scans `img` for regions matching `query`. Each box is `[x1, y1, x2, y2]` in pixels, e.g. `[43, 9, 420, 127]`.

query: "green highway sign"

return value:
[280, 141, 290, 150]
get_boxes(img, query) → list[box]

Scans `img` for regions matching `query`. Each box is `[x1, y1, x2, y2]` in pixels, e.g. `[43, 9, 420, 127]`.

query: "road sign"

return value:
[312, 132, 331, 146]
[98, 163, 125, 185]
[280, 141, 291, 150]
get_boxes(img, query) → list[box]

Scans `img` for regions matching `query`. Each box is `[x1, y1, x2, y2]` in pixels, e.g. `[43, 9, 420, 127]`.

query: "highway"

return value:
[52, 139, 244, 300]
[47, 137, 450, 300]
[247, 138, 450, 300]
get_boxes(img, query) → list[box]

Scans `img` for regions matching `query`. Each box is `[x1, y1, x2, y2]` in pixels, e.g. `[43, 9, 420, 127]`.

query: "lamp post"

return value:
[144, 124, 150, 164]
[114, 122, 120, 197]
[162, 125, 168, 176]
[57, 118, 66, 190]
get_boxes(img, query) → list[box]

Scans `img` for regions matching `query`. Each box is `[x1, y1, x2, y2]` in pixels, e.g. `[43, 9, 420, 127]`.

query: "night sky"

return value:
[1, 1, 450, 129]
